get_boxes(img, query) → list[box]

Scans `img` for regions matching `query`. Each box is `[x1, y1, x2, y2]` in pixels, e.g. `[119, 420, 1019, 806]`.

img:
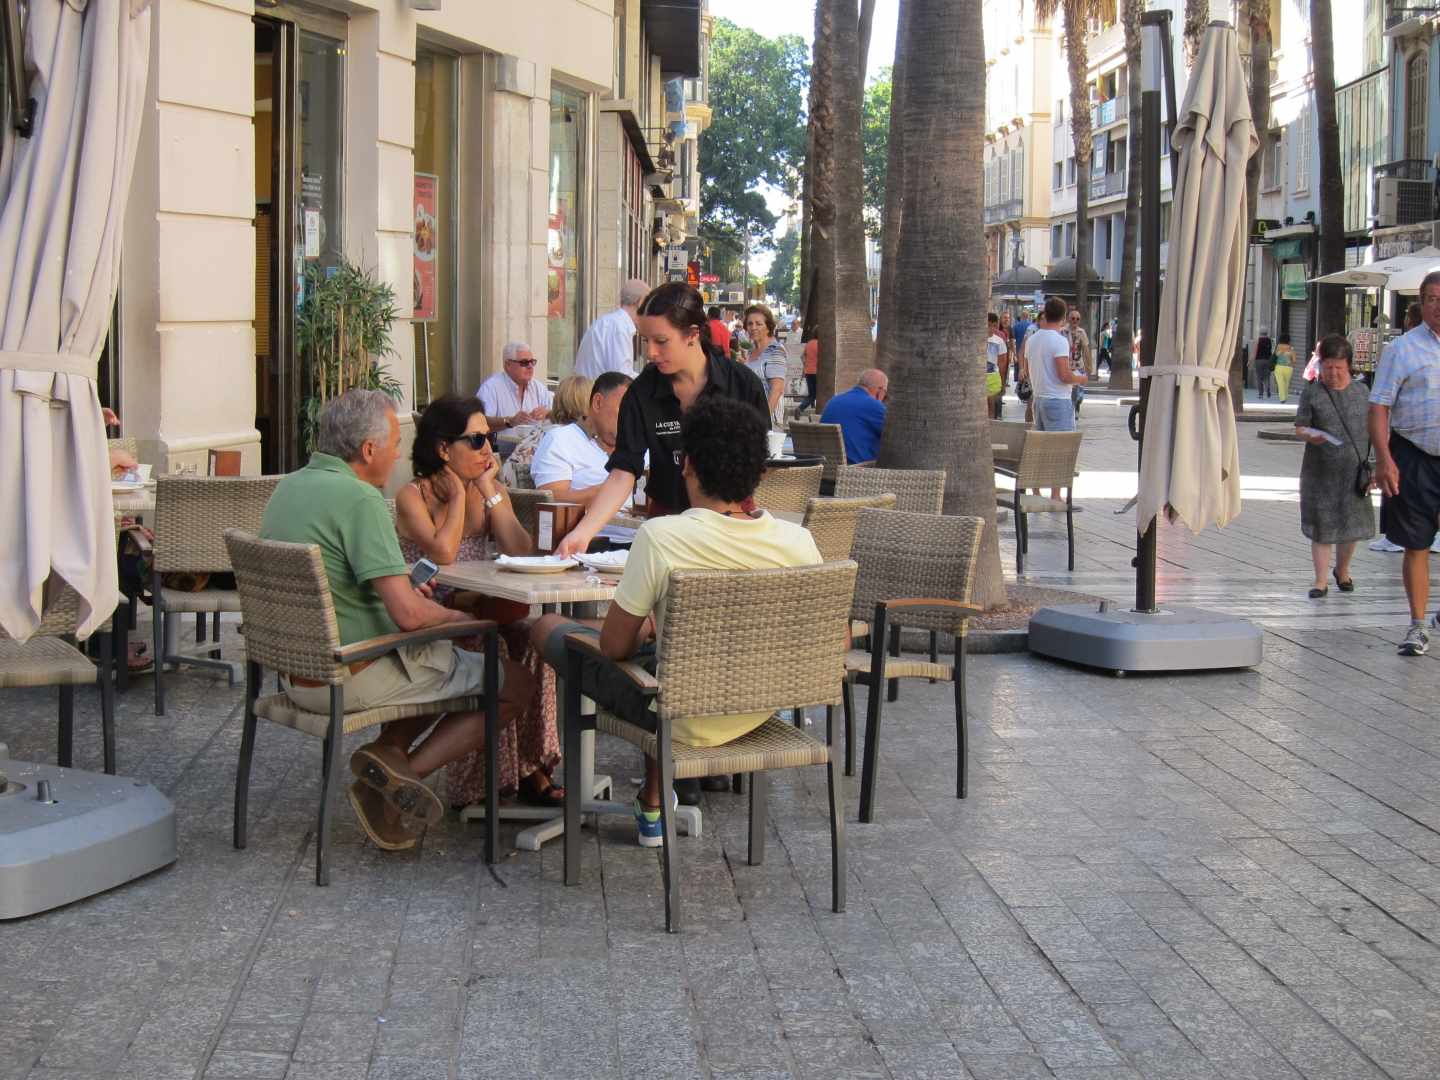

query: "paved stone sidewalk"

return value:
[4, 406, 1440, 1080]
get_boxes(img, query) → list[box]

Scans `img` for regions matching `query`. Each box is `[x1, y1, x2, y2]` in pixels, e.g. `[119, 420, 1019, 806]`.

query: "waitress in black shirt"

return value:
[556, 283, 770, 557]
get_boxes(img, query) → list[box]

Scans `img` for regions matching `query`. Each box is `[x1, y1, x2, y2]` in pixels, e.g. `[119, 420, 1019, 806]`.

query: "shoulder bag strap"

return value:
[1321, 383, 1368, 468]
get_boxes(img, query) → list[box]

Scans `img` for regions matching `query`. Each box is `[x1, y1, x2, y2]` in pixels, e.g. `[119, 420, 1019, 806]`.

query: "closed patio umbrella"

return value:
[0, 0, 152, 641]
[1136, 21, 1256, 536]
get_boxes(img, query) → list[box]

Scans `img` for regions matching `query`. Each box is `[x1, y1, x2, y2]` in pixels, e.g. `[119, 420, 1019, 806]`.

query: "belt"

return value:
[287, 657, 377, 688]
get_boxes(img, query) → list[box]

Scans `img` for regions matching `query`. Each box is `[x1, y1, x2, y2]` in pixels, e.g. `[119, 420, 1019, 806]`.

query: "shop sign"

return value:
[1376, 233, 1427, 259]
[666, 246, 687, 271]
[1272, 238, 1305, 261]
[413, 172, 438, 322]
[686, 261, 700, 287]
[1281, 262, 1308, 301]
[700, 273, 720, 284]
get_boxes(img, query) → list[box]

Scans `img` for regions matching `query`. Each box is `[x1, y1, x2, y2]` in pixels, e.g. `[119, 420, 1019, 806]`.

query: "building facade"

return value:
[106, 0, 702, 483]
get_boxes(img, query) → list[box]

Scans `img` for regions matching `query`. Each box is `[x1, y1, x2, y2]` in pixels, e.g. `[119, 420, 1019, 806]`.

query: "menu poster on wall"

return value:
[547, 203, 567, 319]
[301, 173, 324, 260]
[413, 172, 439, 322]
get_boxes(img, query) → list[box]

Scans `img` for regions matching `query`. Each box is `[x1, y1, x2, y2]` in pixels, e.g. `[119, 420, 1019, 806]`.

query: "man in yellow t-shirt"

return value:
[532, 396, 821, 847]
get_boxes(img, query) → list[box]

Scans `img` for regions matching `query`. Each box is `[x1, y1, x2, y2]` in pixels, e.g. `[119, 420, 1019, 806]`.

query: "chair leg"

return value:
[57, 685, 74, 768]
[841, 675, 856, 777]
[929, 630, 939, 683]
[656, 727, 680, 932]
[954, 635, 968, 800]
[315, 687, 344, 886]
[1066, 504, 1075, 571]
[887, 624, 900, 703]
[748, 771, 769, 866]
[484, 631, 500, 864]
[195, 611, 206, 648]
[115, 610, 130, 694]
[828, 748, 847, 913]
[152, 576, 166, 716]
[98, 630, 116, 775]
[859, 615, 890, 824]
[1016, 511, 1026, 574]
[234, 661, 261, 850]
[732, 773, 745, 794]
[563, 653, 583, 886]
[791, 707, 803, 728]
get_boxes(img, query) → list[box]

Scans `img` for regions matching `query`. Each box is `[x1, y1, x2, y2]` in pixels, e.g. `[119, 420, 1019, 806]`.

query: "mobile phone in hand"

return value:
[410, 558, 440, 588]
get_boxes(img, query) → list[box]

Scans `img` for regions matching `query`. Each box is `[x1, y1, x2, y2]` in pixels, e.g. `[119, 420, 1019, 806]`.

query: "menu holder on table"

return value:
[535, 502, 584, 554]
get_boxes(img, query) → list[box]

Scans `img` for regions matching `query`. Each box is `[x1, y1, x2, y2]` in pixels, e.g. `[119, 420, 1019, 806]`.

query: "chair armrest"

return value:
[852, 459, 876, 467]
[994, 465, 1019, 478]
[879, 598, 984, 615]
[335, 619, 496, 664]
[564, 631, 660, 695]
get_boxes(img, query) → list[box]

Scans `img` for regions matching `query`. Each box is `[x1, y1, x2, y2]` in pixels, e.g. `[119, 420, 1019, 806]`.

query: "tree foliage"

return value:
[699, 18, 810, 242]
[765, 229, 801, 305]
[861, 68, 892, 237]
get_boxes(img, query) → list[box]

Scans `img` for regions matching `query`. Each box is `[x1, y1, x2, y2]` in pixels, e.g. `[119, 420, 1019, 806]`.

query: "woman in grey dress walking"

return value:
[1294, 335, 1375, 598]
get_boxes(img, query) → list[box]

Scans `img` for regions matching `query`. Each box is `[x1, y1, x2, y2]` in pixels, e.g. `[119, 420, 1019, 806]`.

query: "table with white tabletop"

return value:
[432, 558, 701, 850]
[111, 483, 156, 518]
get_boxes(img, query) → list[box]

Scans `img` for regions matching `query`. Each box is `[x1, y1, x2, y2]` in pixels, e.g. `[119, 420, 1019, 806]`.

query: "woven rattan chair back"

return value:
[1013, 431, 1083, 492]
[654, 562, 857, 723]
[508, 488, 554, 537]
[0, 578, 84, 642]
[224, 530, 345, 683]
[153, 476, 282, 574]
[107, 436, 139, 460]
[834, 465, 945, 514]
[801, 494, 897, 562]
[510, 462, 535, 490]
[753, 465, 823, 514]
[787, 422, 846, 482]
[989, 420, 1028, 466]
[849, 508, 983, 635]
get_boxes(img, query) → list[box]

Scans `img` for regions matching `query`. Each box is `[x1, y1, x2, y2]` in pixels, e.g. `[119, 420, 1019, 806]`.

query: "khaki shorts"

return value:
[281, 639, 494, 715]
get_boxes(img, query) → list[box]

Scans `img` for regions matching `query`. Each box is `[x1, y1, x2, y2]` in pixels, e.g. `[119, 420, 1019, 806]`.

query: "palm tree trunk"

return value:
[810, 0, 840, 405]
[831, 0, 877, 395]
[875, 0, 911, 367]
[876, 0, 1005, 608]
[1110, 0, 1143, 391]
[1310, 0, 1345, 338]
[859, 0, 878, 68]
[1066, 0, 1093, 324]
[1234, 0, 1272, 415]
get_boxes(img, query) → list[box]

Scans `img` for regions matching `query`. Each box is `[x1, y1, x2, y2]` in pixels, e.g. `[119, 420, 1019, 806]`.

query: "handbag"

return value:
[1321, 384, 1373, 497]
[1016, 377, 1033, 402]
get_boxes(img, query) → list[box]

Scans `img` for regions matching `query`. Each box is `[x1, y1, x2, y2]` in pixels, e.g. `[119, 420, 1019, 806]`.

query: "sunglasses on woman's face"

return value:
[452, 432, 491, 450]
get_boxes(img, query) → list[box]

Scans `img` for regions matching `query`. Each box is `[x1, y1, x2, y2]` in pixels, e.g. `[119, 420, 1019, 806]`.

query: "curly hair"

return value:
[743, 303, 776, 335]
[680, 396, 768, 504]
[412, 394, 485, 478]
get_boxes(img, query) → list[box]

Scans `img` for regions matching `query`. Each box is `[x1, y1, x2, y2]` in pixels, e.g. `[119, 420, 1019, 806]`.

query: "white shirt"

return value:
[530, 422, 637, 541]
[1026, 328, 1072, 401]
[986, 333, 1006, 372]
[573, 307, 637, 379]
[475, 371, 553, 421]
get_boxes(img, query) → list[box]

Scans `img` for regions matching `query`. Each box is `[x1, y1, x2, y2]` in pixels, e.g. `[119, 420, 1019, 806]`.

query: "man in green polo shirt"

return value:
[260, 389, 531, 851]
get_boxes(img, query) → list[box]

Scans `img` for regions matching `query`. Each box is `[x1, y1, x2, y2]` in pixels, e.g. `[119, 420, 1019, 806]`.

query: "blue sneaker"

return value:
[632, 793, 678, 848]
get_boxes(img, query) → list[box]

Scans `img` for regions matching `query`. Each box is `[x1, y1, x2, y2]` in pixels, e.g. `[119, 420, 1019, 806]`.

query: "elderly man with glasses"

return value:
[476, 341, 554, 432]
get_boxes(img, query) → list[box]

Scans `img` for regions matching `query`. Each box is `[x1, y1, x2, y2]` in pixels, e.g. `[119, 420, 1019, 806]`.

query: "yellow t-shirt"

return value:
[613, 507, 823, 746]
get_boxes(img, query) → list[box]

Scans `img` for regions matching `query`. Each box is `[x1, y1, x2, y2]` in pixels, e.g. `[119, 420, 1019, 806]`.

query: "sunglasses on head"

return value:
[451, 432, 491, 450]
[507, 357, 537, 368]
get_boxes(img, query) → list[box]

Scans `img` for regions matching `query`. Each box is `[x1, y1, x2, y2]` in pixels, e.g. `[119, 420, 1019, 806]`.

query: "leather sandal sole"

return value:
[351, 749, 444, 826]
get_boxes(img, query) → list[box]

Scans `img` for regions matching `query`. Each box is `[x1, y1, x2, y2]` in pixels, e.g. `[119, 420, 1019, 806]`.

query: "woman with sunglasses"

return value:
[394, 394, 564, 807]
[555, 282, 770, 558]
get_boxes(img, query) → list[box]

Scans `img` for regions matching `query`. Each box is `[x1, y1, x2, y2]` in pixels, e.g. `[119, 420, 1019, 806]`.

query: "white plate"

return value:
[576, 551, 629, 575]
[495, 555, 578, 574]
[111, 480, 147, 492]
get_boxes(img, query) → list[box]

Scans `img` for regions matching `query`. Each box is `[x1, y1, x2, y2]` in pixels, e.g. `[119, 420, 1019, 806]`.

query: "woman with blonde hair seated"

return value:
[500, 374, 591, 488]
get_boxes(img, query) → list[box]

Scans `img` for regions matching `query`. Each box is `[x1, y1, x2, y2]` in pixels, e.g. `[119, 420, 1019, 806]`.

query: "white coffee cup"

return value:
[766, 430, 786, 458]
[135, 463, 153, 483]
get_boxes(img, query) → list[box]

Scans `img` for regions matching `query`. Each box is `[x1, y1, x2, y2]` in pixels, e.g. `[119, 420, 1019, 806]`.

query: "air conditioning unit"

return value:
[1376, 177, 1434, 227]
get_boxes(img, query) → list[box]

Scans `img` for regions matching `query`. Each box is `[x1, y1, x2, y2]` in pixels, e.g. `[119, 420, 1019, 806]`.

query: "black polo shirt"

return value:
[607, 350, 770, 511]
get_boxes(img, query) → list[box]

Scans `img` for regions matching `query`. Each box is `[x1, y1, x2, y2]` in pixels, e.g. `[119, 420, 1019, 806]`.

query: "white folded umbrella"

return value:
[1137, 23, 1257, 536]
[0, 0, 152, 641]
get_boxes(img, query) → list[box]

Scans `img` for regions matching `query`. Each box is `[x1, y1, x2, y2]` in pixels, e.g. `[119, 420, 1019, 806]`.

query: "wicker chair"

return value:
[561, 561, 858, 932]
[224, 530, 501, 884]
[787, 422, 849, 492]
[509, 462, 535, 490]
[508, 488, 553, 538]
[834, 465, 945, 515]
[150, 476, 281, 716]
[989, 419, 1028, 471]
[0, 580, 116, 774]
[844, 508, 983, 823]
[752, 465, 823, 514]
[800, 494, 898, 563]
[994, 430, 1083, 573]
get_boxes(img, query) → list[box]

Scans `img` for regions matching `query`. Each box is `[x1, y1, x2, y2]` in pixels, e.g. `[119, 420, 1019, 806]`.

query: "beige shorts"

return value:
[282, 639, 494, 715]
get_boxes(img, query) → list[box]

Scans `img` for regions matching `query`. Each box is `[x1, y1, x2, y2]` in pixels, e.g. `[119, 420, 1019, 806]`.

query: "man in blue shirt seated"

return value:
[820, 368, 889, 463]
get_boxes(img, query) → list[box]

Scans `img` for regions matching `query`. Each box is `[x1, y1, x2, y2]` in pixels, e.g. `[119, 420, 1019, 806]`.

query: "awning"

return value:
[641, 0, 701, 78]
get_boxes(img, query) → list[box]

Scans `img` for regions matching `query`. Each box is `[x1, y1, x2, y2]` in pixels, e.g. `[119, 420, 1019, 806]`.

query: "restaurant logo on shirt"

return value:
[655, 420, 681, 436]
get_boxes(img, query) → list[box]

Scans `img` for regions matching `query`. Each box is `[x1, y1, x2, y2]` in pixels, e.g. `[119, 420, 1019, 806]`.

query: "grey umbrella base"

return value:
[0, 751, 176, 920]
[1028, 603, 1263, 676]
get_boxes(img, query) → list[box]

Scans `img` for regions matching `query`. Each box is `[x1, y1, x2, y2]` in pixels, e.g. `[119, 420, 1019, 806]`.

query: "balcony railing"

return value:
[1375, 158, 1435, 182]
[984, 198, 1024, 225]
[1092, 95, 1129, 129]
[1090, 171, 1126, 200]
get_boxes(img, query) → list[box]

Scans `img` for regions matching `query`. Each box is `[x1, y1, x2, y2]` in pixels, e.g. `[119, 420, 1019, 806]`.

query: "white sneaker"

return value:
[1432, 537, 1440, 554]
[1370, 537, 1404, 553]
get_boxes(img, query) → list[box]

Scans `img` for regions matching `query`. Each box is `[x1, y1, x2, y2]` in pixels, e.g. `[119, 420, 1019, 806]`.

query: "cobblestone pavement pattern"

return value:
[4, 392, 1440, 1080]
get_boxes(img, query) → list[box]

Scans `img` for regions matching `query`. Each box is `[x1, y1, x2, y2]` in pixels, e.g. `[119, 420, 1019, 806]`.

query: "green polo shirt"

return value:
[259, 453, 407, 645]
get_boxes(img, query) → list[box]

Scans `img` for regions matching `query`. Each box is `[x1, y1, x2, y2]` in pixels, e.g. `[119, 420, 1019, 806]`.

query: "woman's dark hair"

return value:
[1277, 334, 1290, 345]
[706, 305, 721, 320]
[412, 394, 485, 478]
[680, 396, 768, 504]
[1316, 333, 1353, 364]
[1406, 301, 1423, 329]
[743, 303, 776, 335]
[637, 282, 713, 352]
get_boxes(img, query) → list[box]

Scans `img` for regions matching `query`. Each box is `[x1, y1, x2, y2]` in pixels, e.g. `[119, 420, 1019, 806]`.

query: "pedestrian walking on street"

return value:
[1023, 296, 1086, 434]
[1369, 303, 1424, 554]
[1274, 334, 1296, 402]
[799, 329, 818, 413]
[1253, 329, 1275, 397]
[1294, 335, 1375, 599]
[1369, 270, 1440, 655]
[574, 278, 648, 379]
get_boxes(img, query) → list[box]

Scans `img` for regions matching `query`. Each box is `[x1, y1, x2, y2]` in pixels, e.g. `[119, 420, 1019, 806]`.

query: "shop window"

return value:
[1053, 160, 1063, 189]
[1051, 225, 1063, 259]
[1407, 52, 1428, 161]
[548, 84, 588, 377]
[413, 51, 459, 407]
